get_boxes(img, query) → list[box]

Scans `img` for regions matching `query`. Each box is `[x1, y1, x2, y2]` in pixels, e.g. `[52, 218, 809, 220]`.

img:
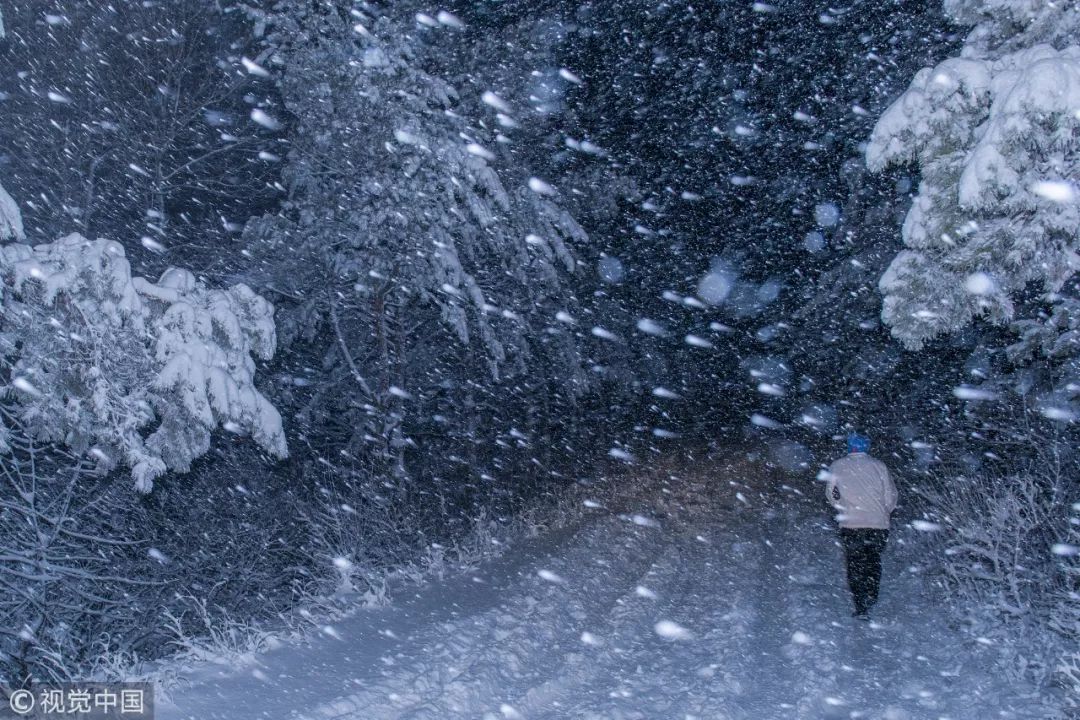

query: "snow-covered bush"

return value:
[292, 471, 422, 605]
[0, 234, 286, 491]
[0, 414, 138, 685]
[162, 595, 274, 670]
[917, 455, 1079, 702]
[868, 2, 1080, 350]
[1052, 514, 1080, 709]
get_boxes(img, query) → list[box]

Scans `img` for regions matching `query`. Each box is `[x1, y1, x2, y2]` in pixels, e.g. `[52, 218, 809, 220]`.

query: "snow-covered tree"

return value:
[243, 5, 589, 473]
[268, 9, 582, 366]
[869, 5, 1080, 699]
[0, 181, 21, 241]
[944, 0, 1080, 57]
[868, 2, 1080, 350]
[0, 234, 287, 492]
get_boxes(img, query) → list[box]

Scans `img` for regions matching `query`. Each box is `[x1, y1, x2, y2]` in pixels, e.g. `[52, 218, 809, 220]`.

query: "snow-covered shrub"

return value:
[162, 595, 274, 669]
[0, 415, 138, 686]
[917, 455, 1078, 701]
[292, 471, 421, 606]
[289, 467, 517, 606]
[0, 234, 287, 491]
[1051, 514, 1080, 708]
[868, 2, 1080, 350]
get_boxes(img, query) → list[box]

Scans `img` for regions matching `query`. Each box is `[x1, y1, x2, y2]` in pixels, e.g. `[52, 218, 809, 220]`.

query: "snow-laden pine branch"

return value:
[0, 234, 287, 492]
[868, 0, 1080, 350]
[0, 180, 22, 241]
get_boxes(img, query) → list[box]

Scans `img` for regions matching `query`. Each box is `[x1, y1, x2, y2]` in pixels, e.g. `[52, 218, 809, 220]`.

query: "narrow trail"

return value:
[158, 460, 1051, 720]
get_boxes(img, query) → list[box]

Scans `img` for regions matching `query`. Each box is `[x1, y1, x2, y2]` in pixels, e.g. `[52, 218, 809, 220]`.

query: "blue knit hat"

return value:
[847, 434, 870, 454]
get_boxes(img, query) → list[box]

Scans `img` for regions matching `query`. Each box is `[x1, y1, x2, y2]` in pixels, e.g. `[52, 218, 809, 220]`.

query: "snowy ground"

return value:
[157, 461, 1053, 720]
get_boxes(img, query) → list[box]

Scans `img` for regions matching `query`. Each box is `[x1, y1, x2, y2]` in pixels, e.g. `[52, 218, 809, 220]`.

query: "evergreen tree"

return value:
[243, 4, 589, 479]
[0, 180, 20, 241]
[869, 1, 1080, 351]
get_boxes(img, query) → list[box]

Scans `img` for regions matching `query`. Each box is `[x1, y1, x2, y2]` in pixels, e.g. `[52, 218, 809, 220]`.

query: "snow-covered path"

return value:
[159, 463, 1049, 720]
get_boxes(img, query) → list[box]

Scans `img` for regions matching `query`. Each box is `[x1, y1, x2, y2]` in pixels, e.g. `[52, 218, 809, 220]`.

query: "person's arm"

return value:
[883, 465, 898, 513]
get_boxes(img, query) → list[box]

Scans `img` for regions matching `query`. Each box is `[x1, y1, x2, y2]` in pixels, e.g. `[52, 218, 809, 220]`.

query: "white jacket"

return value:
[825, 452, 897, 529]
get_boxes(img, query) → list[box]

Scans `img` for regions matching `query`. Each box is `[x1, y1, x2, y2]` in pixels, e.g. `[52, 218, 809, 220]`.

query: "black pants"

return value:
[839, 528, 889, 615]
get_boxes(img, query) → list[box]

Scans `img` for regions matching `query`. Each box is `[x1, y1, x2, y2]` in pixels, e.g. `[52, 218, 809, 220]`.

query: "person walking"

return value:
[825, 433, 898, 619]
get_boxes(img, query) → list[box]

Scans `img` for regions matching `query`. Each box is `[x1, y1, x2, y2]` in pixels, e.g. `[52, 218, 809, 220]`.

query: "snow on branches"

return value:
[944, 0, 1080, 57]
[868, 2, 1080, 350]
[257, 9, 586, 383]
[0, 234, 287, 492]
[0, 181, 21, 241]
